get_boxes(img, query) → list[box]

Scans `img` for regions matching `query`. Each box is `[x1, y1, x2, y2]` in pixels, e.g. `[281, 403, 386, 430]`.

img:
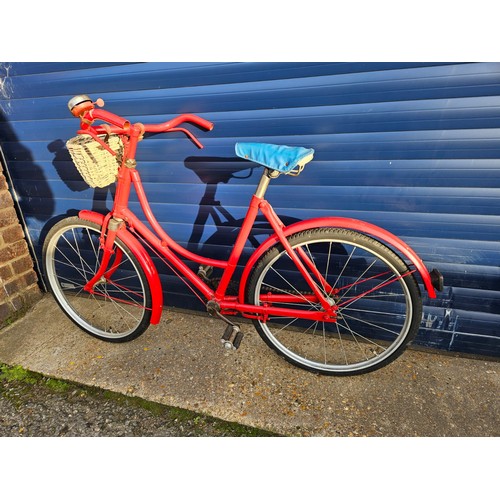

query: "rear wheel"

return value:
[43, 216, 152, 342]
[247, 228, 422, 375]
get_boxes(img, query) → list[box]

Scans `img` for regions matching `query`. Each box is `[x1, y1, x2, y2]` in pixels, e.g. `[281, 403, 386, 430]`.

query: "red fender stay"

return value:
[79, 210, 163, 324]
[239, 217, 438, 303]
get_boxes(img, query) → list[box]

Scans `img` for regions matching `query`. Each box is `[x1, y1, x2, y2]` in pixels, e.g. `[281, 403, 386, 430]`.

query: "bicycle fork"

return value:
[83, 217, 124, 294]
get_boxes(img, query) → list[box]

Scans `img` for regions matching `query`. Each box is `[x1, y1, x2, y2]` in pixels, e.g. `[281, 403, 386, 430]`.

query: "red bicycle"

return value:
[42, 95, 443, 375]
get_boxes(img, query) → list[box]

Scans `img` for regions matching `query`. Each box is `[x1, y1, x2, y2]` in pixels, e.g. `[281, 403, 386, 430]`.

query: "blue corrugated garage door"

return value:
[1, 62, 499, 357]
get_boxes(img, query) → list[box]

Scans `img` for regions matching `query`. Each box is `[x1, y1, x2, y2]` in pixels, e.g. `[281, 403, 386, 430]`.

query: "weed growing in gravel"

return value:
[44, 378, 70, 392]
[0, 364, 70, 392]
[0, 364, 39, 384]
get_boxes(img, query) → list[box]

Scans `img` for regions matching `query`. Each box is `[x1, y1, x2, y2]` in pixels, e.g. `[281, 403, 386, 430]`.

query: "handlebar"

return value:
[68, 95, 214, 149]
[144, 113, 214, 133]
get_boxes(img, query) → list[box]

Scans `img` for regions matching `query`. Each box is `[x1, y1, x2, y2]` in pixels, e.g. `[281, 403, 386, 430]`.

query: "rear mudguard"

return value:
[239, 217, 438, 303]
[79, 210, 163, 324]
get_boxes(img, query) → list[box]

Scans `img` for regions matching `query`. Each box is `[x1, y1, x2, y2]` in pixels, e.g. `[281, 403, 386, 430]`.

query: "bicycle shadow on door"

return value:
[183, 156, 301, 263]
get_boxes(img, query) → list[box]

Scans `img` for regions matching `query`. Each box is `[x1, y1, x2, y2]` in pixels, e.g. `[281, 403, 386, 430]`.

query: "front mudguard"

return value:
[79, 210, 163, 324]
[239, 217, 441, 303]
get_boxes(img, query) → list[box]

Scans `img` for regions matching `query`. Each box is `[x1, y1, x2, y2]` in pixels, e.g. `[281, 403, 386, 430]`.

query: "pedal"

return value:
[221, 324, 243, 350]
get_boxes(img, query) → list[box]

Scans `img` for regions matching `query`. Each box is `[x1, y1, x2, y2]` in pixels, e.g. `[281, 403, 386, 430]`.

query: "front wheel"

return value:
[42, 216, 152, 342]
[247, 228, 423, 375]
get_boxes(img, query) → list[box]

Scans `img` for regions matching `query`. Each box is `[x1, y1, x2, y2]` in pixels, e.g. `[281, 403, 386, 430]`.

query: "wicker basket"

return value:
[66, 134, 123, 188]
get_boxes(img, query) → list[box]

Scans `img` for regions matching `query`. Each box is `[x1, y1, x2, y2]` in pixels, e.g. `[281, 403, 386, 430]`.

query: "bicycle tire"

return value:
[247, 228, 422, 375]
[43, 216, 152, 342]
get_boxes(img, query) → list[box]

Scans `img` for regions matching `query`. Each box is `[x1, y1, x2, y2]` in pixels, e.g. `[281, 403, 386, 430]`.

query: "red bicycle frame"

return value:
[81, 164, 338, 324]
[74, 101, 439, 328]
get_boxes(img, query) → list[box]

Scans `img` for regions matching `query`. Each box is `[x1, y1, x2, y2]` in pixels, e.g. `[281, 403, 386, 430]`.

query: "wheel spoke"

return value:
[265, 266, 320, 309]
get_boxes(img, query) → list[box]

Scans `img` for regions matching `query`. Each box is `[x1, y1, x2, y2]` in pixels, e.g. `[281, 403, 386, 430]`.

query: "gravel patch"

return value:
[0, 364, 278, 437]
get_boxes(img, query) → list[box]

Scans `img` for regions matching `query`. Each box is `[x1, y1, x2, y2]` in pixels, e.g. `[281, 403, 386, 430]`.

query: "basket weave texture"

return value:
[66, 134, 123, 188]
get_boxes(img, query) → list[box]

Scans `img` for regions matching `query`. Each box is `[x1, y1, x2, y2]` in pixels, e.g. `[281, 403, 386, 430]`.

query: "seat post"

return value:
[254, 168, 278, 199]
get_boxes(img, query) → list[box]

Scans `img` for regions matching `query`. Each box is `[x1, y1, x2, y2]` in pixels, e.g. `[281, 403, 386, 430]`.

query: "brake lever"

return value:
[77, 129, 117, 156]
[168, 127, 204, 149]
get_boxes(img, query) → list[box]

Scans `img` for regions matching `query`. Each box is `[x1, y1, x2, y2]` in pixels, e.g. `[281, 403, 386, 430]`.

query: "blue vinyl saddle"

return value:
[235, 142, 314, 174]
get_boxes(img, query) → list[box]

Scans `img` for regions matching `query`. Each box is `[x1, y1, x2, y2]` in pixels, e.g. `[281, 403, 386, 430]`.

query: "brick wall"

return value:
[0, 163, 42, 328]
